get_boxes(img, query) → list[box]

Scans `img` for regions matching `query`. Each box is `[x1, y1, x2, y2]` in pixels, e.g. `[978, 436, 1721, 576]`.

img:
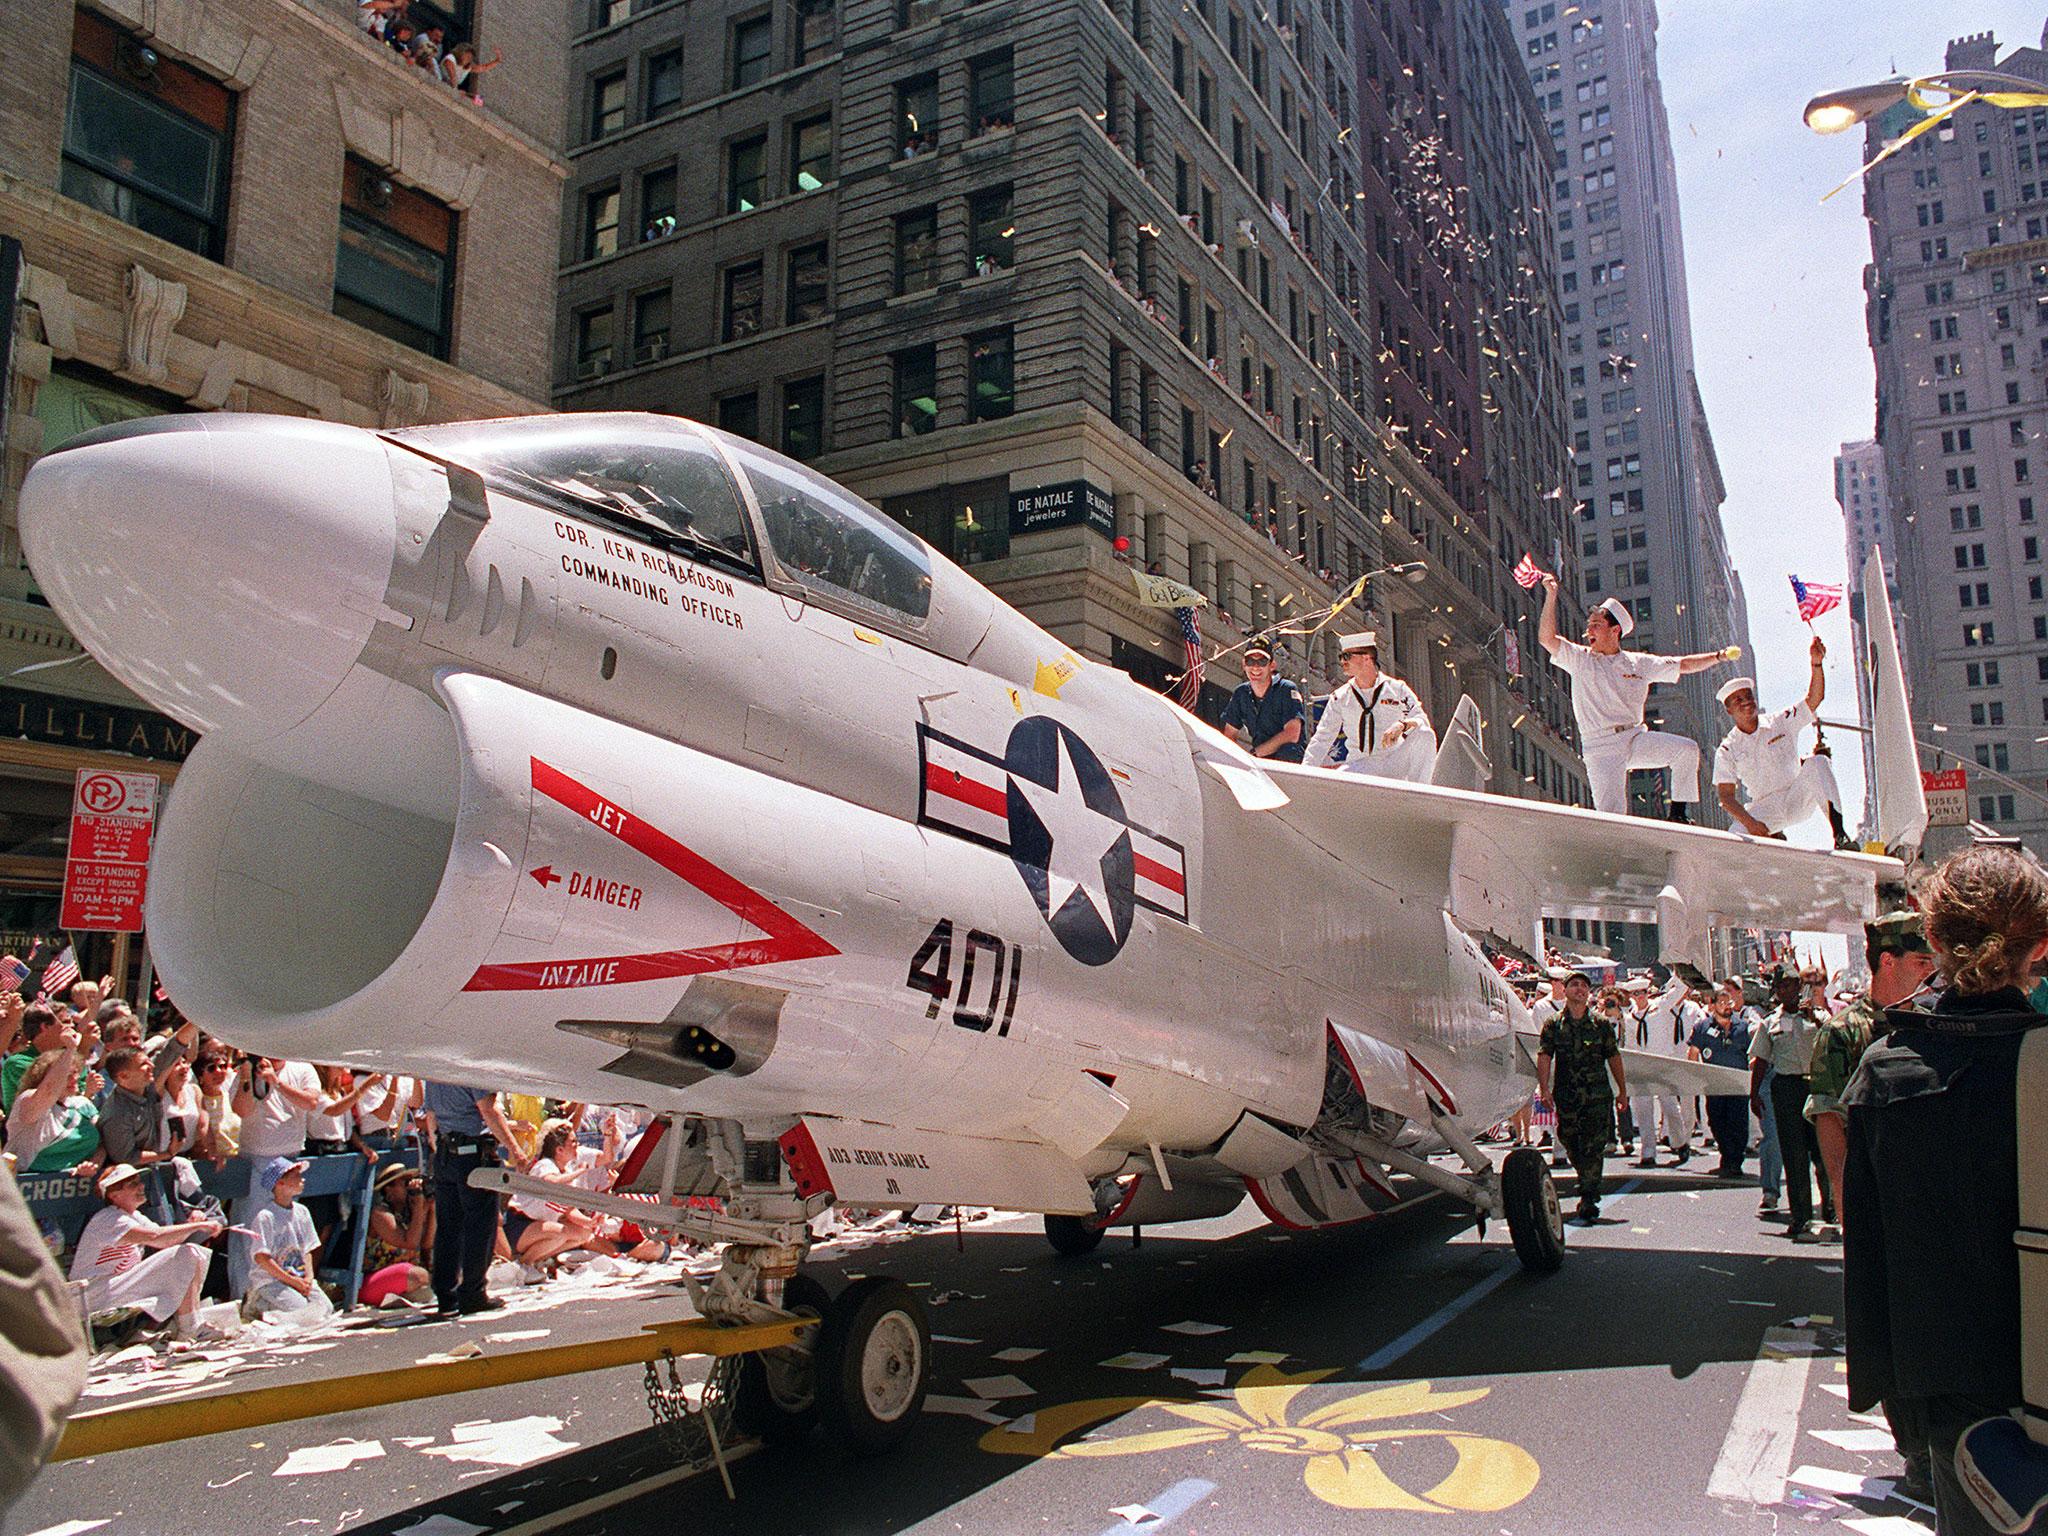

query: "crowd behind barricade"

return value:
[353, 0, 503, 105]
[0, 973, 676, 1349]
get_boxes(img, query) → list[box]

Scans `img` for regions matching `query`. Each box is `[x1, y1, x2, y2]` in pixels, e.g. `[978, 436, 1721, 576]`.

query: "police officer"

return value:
[1537, 972, 1628, 1223]
[1220, 639, 1307, 762]
[1689, 980, 1755, 1177]
[423, 1080, 525, 1318]
[1712, 638, 1856, 849]
[1302, 631, 1437, 781]
[1748, 974, 1832, 1241]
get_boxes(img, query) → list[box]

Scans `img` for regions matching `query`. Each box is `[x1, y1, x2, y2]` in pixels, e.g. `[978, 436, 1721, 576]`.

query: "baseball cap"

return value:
[259, 1155, 309, 1194]
[1244, 639, 1274, 660]
[97, 1162, 144, 1195]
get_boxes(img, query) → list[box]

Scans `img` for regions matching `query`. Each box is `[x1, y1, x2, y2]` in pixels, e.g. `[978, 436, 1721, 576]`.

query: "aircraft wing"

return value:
[1249, 763, 1900, 971]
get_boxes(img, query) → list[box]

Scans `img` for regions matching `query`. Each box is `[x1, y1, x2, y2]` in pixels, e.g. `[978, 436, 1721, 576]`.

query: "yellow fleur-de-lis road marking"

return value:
[977, 1365, 1540, 1516]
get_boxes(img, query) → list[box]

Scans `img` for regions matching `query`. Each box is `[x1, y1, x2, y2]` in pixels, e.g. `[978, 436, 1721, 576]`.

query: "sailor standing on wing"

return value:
[1303, 630, 1438, 782]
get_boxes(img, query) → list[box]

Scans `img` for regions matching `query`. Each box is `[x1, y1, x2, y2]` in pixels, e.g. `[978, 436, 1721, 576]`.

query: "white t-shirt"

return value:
[251, 1199, 319, 1299]
[1551, 641, 1682, 739]
[357, 1076, 412, 1136]
[69, 1205, 158, 1283]
[510, 1152, 592, 1221]
[1713, 701, 1813, 802]
[307, 1103, 353, 1144]
[239, 1062, 323, 1159]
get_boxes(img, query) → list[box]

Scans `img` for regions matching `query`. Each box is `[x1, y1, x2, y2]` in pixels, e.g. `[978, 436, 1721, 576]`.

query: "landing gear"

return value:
[814, 1277, 931, 1455]
[731, 1273, 831, 1444]
[1500, 1147, 1566, 1274]
[1044, 1213, 1105, 1257]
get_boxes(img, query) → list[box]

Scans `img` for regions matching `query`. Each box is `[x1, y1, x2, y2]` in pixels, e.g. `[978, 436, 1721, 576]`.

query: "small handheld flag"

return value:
[1789, 574, 1844, 623]
[1172, 606, 1205, 709]
[1511, 553, 1549, 590]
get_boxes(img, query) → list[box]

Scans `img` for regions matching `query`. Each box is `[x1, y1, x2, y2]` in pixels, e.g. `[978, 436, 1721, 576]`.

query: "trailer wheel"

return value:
[1502, 1147, 1566, 1274]
[816, 1277, 929, 1455]
[1044, 1213, 1105, 1257]
[731, 1272, 831, 1444]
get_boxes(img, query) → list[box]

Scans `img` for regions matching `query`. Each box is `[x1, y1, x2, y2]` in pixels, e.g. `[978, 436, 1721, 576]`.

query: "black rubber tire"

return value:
[1044, 1213, 1106, 1257]
[1502, 1146, 1567, 1274]
[815, 1276, 930, 1455]
[730, 1272, 832, 1445]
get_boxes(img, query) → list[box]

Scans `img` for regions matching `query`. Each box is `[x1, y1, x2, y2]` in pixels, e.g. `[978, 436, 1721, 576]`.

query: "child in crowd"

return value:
[69, 1163, 221, 1338]
[248, 1156, 330, 1323]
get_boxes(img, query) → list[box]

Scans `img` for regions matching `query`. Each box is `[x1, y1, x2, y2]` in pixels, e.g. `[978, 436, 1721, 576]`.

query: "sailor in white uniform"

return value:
[1537, 574, 1736, 818]
[1624, 974, 1700, 1166]
[1303, 630, 1437, 781]
[1712, 637, 1856, 849]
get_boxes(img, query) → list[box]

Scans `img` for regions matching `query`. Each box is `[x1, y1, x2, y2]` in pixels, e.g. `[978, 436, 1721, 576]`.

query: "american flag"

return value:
[1172, 607, 1204, 709]
[38, 945, 79, 1002]
[95, 1240, 141, 1273]
[1512, 552, 1548, 590]
[1789, 574, 1844, 623]
[0, 955, 27, 994]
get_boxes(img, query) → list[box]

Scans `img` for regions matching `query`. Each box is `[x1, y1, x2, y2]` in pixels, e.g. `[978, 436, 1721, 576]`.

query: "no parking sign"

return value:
[60, 768, 157, 931]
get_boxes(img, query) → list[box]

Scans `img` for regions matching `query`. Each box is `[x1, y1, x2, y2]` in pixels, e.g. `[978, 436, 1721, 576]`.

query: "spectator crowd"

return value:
[353, 0, 502, 104]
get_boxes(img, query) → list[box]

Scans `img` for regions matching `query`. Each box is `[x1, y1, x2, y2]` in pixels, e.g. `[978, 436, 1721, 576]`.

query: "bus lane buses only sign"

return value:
[61, 769, 158, 931]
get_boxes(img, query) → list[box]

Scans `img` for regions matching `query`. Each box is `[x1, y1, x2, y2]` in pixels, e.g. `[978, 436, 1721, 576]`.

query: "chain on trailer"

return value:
[642, 1350, 743, 1499]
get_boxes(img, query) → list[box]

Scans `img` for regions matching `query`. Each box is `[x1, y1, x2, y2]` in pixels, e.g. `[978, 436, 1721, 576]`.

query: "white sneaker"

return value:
[518, 1264, 548, 1286]
[1759, 1193, 1781, 1212]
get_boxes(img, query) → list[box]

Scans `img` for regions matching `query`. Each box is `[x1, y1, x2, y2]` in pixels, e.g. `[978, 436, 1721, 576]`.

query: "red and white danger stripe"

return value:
[919, 730, 1011, 849]
[1128, 824, 1187, 921]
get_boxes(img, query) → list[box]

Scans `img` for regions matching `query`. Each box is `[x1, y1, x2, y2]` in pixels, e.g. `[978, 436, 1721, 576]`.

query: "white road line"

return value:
[1706, 1325, 1815, 1506]
[492, 1441, 760, 1536]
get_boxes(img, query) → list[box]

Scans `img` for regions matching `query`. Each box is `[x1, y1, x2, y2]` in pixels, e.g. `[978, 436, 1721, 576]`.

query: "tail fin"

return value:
[1429, 695, 1492, 792]
[1862, 544, 1927, 857]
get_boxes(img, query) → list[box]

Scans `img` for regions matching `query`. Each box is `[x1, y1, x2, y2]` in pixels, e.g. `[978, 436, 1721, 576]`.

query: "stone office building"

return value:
[554, 0, 1583, 801]
[0, 0, 567, 978]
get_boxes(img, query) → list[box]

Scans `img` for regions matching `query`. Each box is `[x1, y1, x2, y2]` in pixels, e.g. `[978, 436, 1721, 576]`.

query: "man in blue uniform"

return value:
[422, 1081, 524, 1318]
[1689, 980, 1754, 1178]
[1220, 639, 1306, 762]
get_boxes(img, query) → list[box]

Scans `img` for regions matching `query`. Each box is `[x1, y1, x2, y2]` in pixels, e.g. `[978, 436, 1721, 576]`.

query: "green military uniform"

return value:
[1807, 994, 1879, 1121]
[1540, 1007, 1621, 1215]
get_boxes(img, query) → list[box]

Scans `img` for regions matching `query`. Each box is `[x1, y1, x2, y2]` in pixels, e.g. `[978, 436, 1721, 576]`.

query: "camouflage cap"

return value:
[1864, 906, 1928, 956]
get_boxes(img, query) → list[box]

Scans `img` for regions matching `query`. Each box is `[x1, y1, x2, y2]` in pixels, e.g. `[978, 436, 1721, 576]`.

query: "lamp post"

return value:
[1802, 67, 2048, 198]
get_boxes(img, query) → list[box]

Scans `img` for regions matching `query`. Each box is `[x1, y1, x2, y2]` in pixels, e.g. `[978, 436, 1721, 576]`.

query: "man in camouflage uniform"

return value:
[1537, 972, 1629, 1222]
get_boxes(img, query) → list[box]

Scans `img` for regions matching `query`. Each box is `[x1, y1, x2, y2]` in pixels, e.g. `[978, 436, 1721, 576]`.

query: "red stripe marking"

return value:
[1405, 1050, 1459, 1117]
[463, 759, 839, 992]
[1132, 852, 1185, 895]
[925, 761, 1008, 819]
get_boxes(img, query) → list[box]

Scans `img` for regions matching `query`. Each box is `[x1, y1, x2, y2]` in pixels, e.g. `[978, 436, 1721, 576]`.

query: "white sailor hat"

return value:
[1338, 630, 1378, 653]
[1620, 976, 1654, 993]
[1545, 966, 1572, 981]
[1716, 675, 1758, 706]
[1595, 597, 1635, 638]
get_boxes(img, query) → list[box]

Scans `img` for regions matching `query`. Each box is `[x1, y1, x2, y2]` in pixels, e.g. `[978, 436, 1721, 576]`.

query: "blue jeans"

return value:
[1756, 1066, 1782, 1198]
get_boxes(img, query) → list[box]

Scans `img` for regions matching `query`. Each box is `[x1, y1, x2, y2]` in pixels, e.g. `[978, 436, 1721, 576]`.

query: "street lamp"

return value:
[1803, 66, 2048, 199]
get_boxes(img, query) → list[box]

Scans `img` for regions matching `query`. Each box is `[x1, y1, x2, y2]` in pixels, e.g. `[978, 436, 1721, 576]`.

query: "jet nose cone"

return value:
[19, 414, 397, 744]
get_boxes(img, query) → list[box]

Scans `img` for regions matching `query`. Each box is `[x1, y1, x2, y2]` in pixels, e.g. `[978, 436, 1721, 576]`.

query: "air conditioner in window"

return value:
[575, 354, 612, 380]
[635, 337, 670, 364]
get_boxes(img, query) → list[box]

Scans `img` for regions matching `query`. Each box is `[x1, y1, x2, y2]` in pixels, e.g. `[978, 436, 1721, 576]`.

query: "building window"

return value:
[732, 15, 773, 88]
[333, 157, 456, 360]
[969, 50, 1014, 135]
[783, 375, 825, 460]
[641, 166, 676, 240]
[786, 241, 829, 323]
[894, 344, 937, 436]
[968, 328, 1015, 421]
[969, 185, 1014, 275]
[645, 47, 683, 116]
[898, 74, 939, 157]
[718, 392, 760, 440]
[582, 185, 620, 259]
[590, 68, 627, 138]
[728, 132, 767, 212]
[632, 288, 671, 363]
[789, 113, 832, 192]
[61, 11, 235, 260]
[895, 206, 939, 292]
[723, 260, 764, 341]
[574, 307, 613, 379]
[794, 0, 835, 63]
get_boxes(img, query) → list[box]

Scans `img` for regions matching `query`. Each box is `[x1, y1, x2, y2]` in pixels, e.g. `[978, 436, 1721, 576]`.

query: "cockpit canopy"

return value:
[391, 413, 934, 623]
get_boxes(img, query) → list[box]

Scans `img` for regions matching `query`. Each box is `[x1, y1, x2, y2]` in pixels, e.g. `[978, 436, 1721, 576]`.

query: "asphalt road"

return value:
[15, 1160, 1933, 1536]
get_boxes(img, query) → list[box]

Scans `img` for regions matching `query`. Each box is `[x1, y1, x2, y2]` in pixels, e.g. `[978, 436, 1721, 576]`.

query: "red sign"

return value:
[1922, 767, 1969, 829]
[61, 769, 158, 931]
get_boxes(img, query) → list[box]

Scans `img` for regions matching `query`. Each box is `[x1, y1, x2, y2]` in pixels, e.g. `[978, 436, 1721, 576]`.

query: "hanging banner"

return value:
[1131, 570, 1207, 608]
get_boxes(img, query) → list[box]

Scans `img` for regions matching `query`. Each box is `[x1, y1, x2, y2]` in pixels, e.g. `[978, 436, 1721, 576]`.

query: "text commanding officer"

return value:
[1537, 972, 1628, 1223]
[1536, 573, 1736, 818]
[1303, 630, 1437, 781]
[1221, 638, 1307, 762]
[1713, 635, 1857, 850]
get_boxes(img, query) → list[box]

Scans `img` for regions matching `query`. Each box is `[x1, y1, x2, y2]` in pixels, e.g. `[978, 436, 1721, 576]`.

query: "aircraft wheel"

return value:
[1502, 1147, 1566, 1273]
[815, 1276, 929, 1455]
[1044, 1213, 1105, 1257]
[731, 1273, 832, 1444]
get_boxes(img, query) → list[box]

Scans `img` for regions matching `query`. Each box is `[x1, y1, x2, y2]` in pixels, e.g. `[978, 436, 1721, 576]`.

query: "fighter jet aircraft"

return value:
[17, 412, 1895, 1450]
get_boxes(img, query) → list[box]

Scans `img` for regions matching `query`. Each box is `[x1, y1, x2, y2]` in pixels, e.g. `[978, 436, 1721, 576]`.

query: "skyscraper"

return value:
[1833, 438, 1893, 837]
[1507, 0, 1750, 820]
[1861, 29, 2047, 854]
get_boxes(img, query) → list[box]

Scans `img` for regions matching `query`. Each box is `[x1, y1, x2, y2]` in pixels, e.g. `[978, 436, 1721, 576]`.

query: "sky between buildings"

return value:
[1657, 0, 2044, 854]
